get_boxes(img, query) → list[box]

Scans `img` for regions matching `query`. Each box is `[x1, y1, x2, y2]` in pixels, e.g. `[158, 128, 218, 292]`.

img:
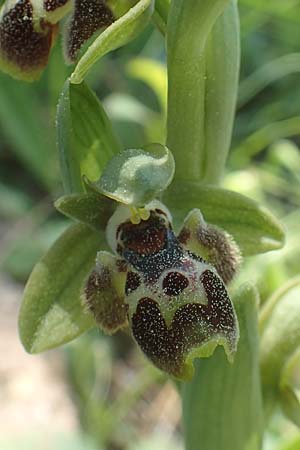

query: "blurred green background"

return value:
[1, 1, 300, 449]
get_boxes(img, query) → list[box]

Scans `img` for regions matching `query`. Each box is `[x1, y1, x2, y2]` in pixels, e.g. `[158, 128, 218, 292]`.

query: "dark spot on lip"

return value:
[162, 271, 189, 296]
[44, 0, 69, 11]
[125, 271, 141, 295]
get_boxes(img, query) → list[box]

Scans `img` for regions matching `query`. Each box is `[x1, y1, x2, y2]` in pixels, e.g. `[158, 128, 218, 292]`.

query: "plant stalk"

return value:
[166, 2, 264, 449]
[166, 0, 230, 182]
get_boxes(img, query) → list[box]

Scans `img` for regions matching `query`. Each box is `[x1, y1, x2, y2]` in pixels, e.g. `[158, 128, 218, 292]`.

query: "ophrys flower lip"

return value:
[83, 200, 240, 380]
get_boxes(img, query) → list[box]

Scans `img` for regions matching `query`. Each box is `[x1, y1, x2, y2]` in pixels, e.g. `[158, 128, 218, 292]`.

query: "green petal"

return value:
[19, 223, 105, 353]
[163, 181, 285, 256]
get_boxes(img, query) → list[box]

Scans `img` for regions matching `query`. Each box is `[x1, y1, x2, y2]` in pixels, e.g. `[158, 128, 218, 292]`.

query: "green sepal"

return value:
[55, 193, 114, 231]
[57, 79, 120, 194]
[70, 0, 155, 84]
[163, 181, 285, 256]
[182, 283, 263, 450]
[18, 223, 105, 354]
[86, 143, 175, 207]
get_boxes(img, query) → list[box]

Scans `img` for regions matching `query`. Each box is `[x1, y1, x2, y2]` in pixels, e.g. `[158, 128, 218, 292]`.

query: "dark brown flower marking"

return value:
[44, 0, 69, 11]
[118, 213, 168, 256]
[0, 0, 56, 76]
[162, 271, 189, 297]
[131, 270, 237, 378]
[65, 0, 114, 62]
[125, 271, 141, 295]
[178, 227, 191, 245]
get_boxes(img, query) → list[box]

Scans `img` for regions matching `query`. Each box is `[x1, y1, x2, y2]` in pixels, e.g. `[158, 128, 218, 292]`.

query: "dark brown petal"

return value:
[64, 0, 114, 62]
[178, 210, 241, 284]
[83, 253, 128, 334]
[0, 0, 57, 80]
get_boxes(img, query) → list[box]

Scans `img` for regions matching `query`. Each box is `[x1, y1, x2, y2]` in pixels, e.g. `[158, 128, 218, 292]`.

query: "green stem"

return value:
[166, 0, 230, 182]
[166, 3, 263, 449]
[182, 285, 263, 450]
[202, 1, 240, 184]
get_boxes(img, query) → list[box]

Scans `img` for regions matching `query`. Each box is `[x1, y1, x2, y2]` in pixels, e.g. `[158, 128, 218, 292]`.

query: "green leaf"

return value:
[0, 73, 57, 190]
[19, 223, 106, 353]
[279, 385, 300, 429]
[202, 1, 240, 184]
[260, 278, 300, 389]
[182, 284, 263, 450]
[57, 79, 121, 194]
[88, 143, 175, 207]
[163, 181, 285, 255]
[55, 193, 114, 231]
[152, 0, 170, 34]
[70, 0, 155, 84]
